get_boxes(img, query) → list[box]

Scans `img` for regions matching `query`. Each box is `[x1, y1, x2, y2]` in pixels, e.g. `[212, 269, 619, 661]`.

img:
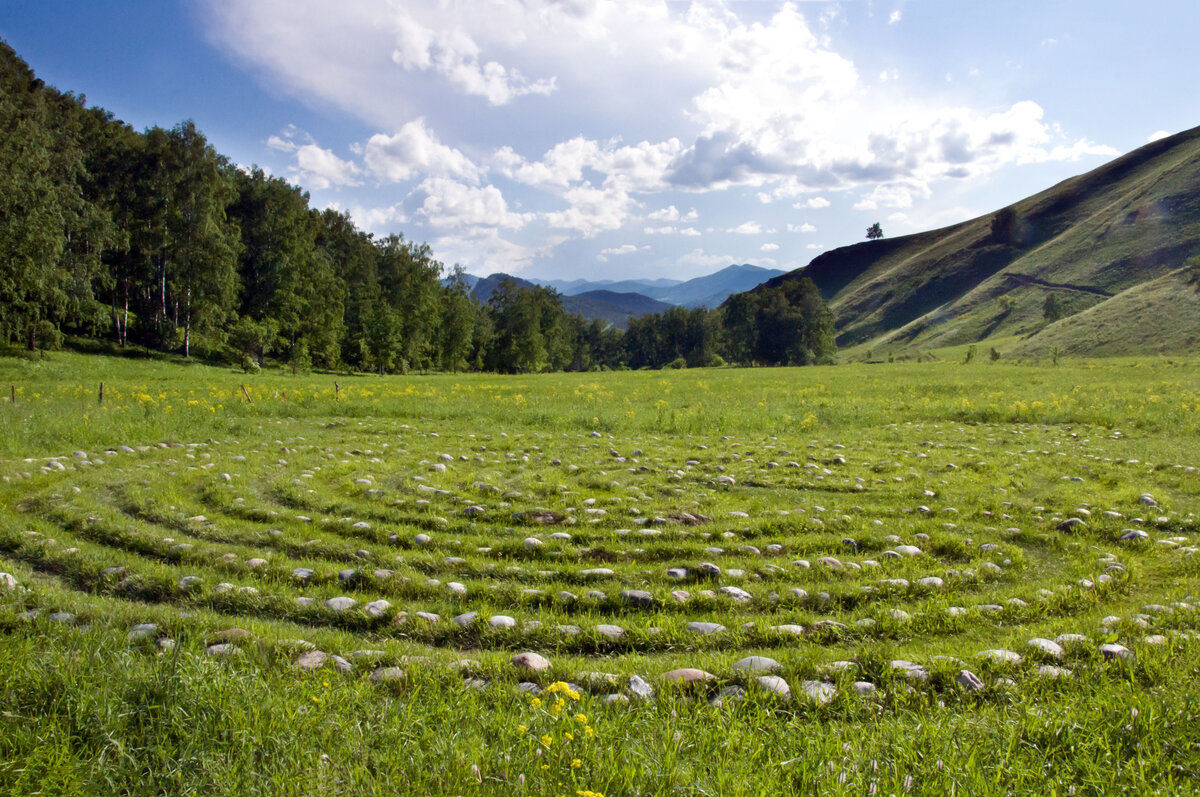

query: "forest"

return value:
[0, 42, 835, 373]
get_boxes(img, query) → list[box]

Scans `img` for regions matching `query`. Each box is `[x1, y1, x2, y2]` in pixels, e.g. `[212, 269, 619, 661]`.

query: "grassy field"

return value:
[2, 351, 1200, 795]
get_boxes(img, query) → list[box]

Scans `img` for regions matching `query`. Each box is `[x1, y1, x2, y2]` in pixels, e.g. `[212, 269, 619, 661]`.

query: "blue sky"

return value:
[3, 1, 1197, 281]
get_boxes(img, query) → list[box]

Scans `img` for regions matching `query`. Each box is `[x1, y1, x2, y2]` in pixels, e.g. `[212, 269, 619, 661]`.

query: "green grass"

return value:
[2, 351, 1200, 795]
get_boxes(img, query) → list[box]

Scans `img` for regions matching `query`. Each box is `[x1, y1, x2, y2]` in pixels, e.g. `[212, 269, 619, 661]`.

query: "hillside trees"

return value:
[0, 40, 837, 372]
[866, 222, 884, 240]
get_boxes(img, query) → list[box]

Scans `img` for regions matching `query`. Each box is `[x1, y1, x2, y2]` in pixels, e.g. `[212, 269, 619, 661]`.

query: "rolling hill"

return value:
[546, 265, 783, 308]
[468, 273, 670, 328]
[762, 125, 1200, 358]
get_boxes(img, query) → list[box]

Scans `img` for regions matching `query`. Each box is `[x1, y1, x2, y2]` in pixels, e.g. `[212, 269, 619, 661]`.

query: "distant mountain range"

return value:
[759, 124, 1200, 358]
[460, 264, 784, 328]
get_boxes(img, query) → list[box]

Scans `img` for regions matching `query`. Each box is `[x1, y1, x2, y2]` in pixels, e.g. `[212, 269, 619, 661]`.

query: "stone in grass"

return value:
[800, 680, 836, 705]
[1036, 665, 1073, 679]
[917, 576, 944, 589]
[489, 615, 516, 628]
[666, 567, 689, 580]
[977, 649, 1022, 665]
[627, 675, 654, 699]
[1120, 529, 1149, 542]
[247, 558, 268, 569]
[178, 576, 203, 591]
[1057, 518, 1087, 532]
[620, 590, 655, 609]
[453, 611, 479, 627]
[595, 624, 625, 640]
[1099, 643, 1133, 662]
[603, 693, 630, 706]
[754, 676, 791, 700]
[687, 621, 725, 635]
[447, 582, 467, 596]
[325, 596, 357, 612]
[719, 586, 752, 602]
[365, 600, 392, 618]
[733, 656, 780, 673]
[771, 624, 806, 636]
[580, 568, 614, 578]
[48, 612, 76, 624]
[511, 651, 552, 672]
[1055, 633, 1089, 646]
[294, 650, 329, 671]
[369, 667, 405, 683]
[292, 568, 315, 583]
[890, 660, 928, 681]
[697, 562, 721, 579]
[1026, 638, 1064, 659]
[206, 643, 242, 657]
[517, 682, 542, 694]
[415, 533, 432, 545]
[710, 685, 747, 707]
[128, 623, 158, 642]
[852, 681, 877, 695]
[956, 670, 985, 692]
[661, 668, 716, 686]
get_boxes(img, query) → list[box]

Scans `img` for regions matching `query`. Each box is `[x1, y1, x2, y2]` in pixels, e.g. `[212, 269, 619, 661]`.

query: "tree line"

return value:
[0, 42, 835, 373]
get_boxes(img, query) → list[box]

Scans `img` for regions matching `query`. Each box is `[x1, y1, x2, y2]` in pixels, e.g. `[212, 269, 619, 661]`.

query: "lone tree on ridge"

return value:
[866, 222, 884, 240]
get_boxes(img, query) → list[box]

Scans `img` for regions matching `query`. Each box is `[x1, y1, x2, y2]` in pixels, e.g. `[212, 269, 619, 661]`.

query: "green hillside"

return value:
[765, 125, 1200, 358]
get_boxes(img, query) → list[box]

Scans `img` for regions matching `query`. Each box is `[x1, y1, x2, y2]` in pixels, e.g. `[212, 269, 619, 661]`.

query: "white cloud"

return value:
[760, 242, 779, 252]
[545, 183, 634, 237]
[292, 143, 362, 189]
[888, 10, 902, 25]
[599, 244, 647, 256]
[411, 178, 532, 231]
[364, 118, 483, 183]
[679, 248, 737, 269]
[787, 222, 817, 233]
[1147, 130, 1171, 142]
[679, 227, 701, 236]
[647, 205, 699, 222]
[728, 221, 763, 234]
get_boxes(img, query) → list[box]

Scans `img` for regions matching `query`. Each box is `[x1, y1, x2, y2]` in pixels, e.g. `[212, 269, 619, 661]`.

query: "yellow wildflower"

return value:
[518, 725, 528, 733]
[575, 713, 588, 724]
[564, 732, 574, 741]
[531, 698, 542, 707]
[541, 734, 553, 747]
[584, 725, 595, 738]
[571, 759, 582, 769]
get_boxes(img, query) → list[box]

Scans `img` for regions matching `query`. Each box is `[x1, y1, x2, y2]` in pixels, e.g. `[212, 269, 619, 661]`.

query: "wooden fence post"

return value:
[99, 382, 104, 405]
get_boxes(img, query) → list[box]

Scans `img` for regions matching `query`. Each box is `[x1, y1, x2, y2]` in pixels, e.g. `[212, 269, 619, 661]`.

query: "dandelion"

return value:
[541, 764, 550, 771]
[311, 697, 319, 703]
[518, 725, 528, 733]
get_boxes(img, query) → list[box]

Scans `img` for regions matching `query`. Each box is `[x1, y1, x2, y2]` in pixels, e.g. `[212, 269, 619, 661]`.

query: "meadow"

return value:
[2, 351, 1200, 795]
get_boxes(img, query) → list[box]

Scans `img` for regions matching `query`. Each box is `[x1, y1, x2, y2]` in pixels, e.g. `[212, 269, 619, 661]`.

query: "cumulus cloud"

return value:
[647, 205, 699, 222]
[798, 196, 830, 209]
[545, 183, 635, 237]
[728, 221, 763, 234]
[599, 244, 647, 256]
[889, 10, 902, 24]
[411, 178, 532, 231]
[364, 118, 483, 183]
[787, 223, 817, 233]
[760, 242, 779, 252]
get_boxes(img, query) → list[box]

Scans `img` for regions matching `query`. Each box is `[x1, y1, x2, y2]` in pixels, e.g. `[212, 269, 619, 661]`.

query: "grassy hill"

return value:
[764, 125, 1200, 359]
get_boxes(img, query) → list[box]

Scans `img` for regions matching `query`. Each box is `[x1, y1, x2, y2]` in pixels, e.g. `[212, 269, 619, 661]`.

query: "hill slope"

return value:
[763, 125, 1200, 357]
[561, 291, 672, 329]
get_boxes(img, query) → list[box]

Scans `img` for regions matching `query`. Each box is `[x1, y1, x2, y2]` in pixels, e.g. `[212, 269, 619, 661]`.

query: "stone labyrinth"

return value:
[4, 417, 1200, 708]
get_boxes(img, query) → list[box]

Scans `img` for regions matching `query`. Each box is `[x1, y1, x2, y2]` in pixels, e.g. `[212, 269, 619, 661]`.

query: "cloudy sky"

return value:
[3, 1, 1197, 281]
